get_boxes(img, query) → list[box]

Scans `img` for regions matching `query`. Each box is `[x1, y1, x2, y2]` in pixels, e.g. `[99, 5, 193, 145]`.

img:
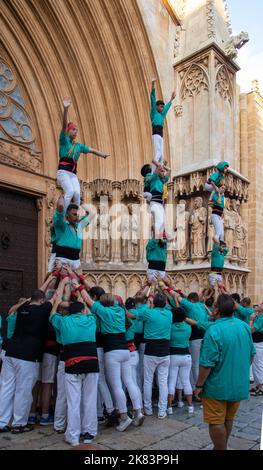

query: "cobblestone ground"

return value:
[0, 395, 262, 451]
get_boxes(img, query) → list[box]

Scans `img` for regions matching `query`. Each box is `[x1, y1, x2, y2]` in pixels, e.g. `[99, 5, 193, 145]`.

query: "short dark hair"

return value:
[241, 297, 251, 307]
[31, 289, 46, 302]
[125, 297, 136, 310]
[134, 295, 147, 305]
[231, 293, 240, 304]
[205, 298, 214, 308]
[100, 294, 115, 307]
[67, 204, 79, 213]
[141, 164, 152, 177]
[172, 307, 186, 323]
[153, 293, 166, 308]
[216, 294, 234, 317]
[89, 286, 105, 301]
[69, 301, 85, 315]
[156, 100, 165, 106]
[187, 292, 199, 303]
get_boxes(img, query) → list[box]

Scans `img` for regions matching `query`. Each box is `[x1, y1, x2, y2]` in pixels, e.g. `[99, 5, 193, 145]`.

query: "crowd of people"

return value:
[0, 81, 262, 451]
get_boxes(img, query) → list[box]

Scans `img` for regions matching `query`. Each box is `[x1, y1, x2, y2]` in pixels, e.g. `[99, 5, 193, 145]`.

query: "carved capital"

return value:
[90, 179, 113, 200]
[121, 179, 141, 200]
[174, 104, 183, 117]
[0, 140, 42, 173]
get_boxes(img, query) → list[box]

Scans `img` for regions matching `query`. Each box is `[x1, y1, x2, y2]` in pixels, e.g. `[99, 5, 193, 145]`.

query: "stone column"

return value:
[110, 181, 122, 264]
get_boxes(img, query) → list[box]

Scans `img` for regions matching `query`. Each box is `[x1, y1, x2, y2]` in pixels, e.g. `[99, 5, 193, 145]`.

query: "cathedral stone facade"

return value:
[0, 0, 262, 305]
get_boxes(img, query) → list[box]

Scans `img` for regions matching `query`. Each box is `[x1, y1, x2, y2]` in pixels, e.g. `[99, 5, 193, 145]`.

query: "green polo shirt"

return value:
[211, 243, 228, 269]
[137, 306, 172, 340]
[234, 305, 254, 324]
[148, 172, 168, 194]
[170, 322, 191, 349]
[59, 131, 90, 162]
[211, 191, 225, 209]
[150, 89, 172, 127]
[90, 301, 126, 335]
[209, 171, 225, 187]
[129, 307, 144, 335]
[7, 313, 17, 339]
[50, 313, 96, 345]
[179, 298, 208, 323]
[252, 314, 263, 333]
[200, 317, 256, 401]
[146, 239, 168, 263]
[53, 210, 90, 251]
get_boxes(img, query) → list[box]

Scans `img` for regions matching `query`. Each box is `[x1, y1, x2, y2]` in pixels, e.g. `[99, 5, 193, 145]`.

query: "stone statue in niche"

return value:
[224, 198, 235, 258]
[189, 197, 207, 259]
[231, 199, 242, 260]
[121, 204, 139, 262]
[207, 206, 214, 253]
[176, 200, 190, 262]
[94, 204, 110, 261]
[236, 201, 248, 262]
[224, 31, 249, 59]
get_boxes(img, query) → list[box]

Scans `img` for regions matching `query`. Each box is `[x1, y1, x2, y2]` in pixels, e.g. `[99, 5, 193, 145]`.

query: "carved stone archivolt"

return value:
[45, 181, 59, 256]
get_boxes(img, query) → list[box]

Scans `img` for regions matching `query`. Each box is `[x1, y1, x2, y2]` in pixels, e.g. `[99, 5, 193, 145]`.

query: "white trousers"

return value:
[189, 339, 202, 389]
[0, 349, 6, 391]
[57, 169, 81, 211]
[208, 272, 223, 287]
[152, 134, 164, 165]
[150, 201, 165, 237]
[252, 342, 263, 385]
[146, 269, 166, 284]
[65, 372, 99, 445]
[130, 350, 143, 408]
[0, 356, 39, 428]
[54, 360, 67, 431]
[136, 343, 145, 393]
[104, 349, 141, 413]
[39, 353, 58, 383]
[55, 257, 81, 270]
[143, 354, 170, 415]
[211, 214, 224, 243]
[97, 347, 114, 414]
[48, 253, 56, 273]
[168, 354, 192, 396]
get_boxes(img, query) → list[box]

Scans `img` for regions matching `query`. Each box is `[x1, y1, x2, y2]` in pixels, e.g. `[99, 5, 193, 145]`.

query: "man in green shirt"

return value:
[57, 97, 110, 210]
[209, 242, 228, 288]
[150, 79, 175, 167]
[195, 293, 255, 450]
[53, 195, 92, 270]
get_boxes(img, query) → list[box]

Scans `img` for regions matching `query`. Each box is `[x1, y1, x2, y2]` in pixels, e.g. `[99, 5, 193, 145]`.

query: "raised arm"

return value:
[62, 97, 71, 133]
[150, 79, 157, 119]
[162, 91, 175, 118]
[88, 148, 110, 159]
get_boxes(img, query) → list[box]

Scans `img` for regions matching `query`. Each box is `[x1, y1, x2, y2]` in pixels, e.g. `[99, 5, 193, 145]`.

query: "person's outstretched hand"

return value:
[63, 96, 71, 108]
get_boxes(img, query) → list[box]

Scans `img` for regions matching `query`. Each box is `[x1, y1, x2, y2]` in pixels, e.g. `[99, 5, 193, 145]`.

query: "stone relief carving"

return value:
[0, 139, 41, 173]
[121, 179, 140, 200]
[215, 65, 232, 102]
[90, 179, 112, 200]
[121, 204, 139, 262]
[173, 25, 182, 59]
[224, 198, 235, 258]
[189, 197, 207, 259]
[223, 0, 232, 35]
[181, 65, 209, 100]
[94, 203, 110, 261]
[224, 31, 249, 59]
[206, 0, 216, 39]
[45, 182, 59, 263]
[83, 270, 247, 298]
[174, 104, 183, 117]
[173, 170, 249, 202]
[176, 200, 190, 262]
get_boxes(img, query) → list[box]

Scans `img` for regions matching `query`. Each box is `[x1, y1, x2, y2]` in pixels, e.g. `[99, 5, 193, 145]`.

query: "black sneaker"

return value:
[105, 410, 119, 427]
[83, 432, 95, 444]
[98, 416, 106, 424]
